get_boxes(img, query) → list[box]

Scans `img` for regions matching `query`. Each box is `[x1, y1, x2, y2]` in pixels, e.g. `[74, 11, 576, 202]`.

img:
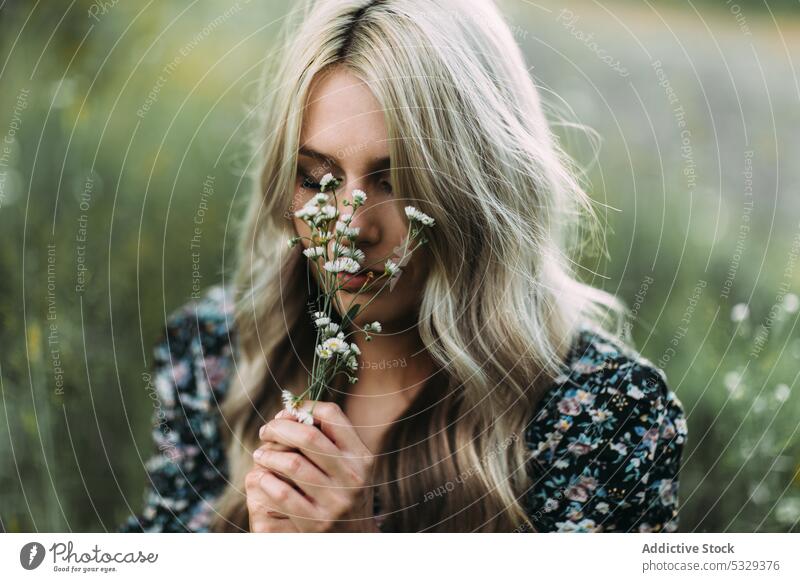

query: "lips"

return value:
[337, 268, 382, 291]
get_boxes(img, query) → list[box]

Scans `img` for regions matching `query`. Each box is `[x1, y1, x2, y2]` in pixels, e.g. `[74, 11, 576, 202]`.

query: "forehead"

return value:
[300, 67, 389, 161]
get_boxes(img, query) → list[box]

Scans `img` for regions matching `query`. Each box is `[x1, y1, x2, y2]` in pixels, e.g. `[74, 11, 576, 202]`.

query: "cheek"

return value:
[413, 254, 433, 300]
[293, 215, 310, 240]
[291, 185, 315, 214]
[396, 250, 430, 297]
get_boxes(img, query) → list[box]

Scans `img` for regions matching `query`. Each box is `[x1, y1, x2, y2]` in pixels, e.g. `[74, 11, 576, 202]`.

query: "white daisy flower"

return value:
[783, 293, 799, 314]
[302, 246, 326, 259]
[314, 316, 331, 327]
[313, 192, 329, 205]
[291, 407, 314, 425]
[365, 321, 382, 333]
[724, 371, 742, 393]
[349, 343, 361, 356]
[325, 322, 340, 335]
[281, 389, 295, 409]
[337, 246, 365, 262]
[730, 303, 749, 322]
[316, 345, 333, 359]
[347, 356, 358, 371]
[405, 205, 435, 227]
[317, 205, 338, 221]
[352, 189, 366, 205]
[385, 260, 400, 276]
[294, 203, 319, 220]
[774, 383, 791, 402]
[322, 337, 350, 354]
[319, 173, 336, 191]
[323, 257, 361, 274]
[335, 221, 360, 238]
[313, 311, 326, 319]
[340, 213, 353, 224]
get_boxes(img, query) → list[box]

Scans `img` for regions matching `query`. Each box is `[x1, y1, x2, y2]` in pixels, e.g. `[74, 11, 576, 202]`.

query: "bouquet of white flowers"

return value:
[284, 173, 436, 424]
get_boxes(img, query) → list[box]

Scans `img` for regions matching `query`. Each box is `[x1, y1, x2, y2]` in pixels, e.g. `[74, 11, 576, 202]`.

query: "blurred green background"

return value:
[1, 0, 798, 532]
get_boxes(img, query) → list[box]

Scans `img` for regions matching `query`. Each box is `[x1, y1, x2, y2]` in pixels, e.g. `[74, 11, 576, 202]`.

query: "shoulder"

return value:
[121, 285, 236, 532]
[526, 324, 685, 450]
[153, 285, 237, 410]
[160, 285, 235, 347]
[524, 324, 687, 532]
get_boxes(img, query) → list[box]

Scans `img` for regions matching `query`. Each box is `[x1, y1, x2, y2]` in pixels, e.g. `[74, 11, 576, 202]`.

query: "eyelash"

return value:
[298, 173, 393, 195]
[301, 175, 321, 190]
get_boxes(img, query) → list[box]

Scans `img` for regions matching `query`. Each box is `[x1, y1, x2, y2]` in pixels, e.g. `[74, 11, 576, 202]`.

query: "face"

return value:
[292, 66, 430, 330]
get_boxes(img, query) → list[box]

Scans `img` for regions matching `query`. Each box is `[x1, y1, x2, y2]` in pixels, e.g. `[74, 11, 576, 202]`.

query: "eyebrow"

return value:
[298, 146, 390, 173]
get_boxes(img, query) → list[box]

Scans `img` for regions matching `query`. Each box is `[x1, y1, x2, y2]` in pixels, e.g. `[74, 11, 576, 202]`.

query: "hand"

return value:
[246, 401, 378, 532]
[245, 471, 300, 532]
[245, 432, 305, 531]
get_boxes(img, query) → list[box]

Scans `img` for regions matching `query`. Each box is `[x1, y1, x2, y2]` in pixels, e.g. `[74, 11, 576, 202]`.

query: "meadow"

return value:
[1, 0, 798, 532]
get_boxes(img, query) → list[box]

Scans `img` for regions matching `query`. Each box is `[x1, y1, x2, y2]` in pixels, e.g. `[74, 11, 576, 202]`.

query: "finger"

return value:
[299, 401, 372, 455]
[259, 418, 301, 454]
[258, 470, 317, 522]
[245, 468, 296, 532]
[250, 505, 297, 532]
[260, 516, 299, 532]
[253, 446, 330, 500]
[262, 440, 293, 453]
[260, 434, 306, 492]
[255, 435, 301, 489]
[260, 418, 343, 477]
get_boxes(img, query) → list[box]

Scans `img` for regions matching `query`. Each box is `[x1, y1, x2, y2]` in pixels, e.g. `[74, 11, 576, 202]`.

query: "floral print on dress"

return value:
[525, 329, 687, 533]
[120, 285, 687, 533]
[119, 286, 235, 532]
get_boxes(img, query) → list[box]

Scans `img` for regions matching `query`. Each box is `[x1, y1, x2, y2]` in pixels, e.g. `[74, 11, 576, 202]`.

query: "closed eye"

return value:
[300, 174, 322, 191]
[379, 178, 393, 195]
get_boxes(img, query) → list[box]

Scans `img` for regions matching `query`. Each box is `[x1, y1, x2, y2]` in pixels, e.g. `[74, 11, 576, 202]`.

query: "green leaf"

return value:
[343, 303, 361, 327]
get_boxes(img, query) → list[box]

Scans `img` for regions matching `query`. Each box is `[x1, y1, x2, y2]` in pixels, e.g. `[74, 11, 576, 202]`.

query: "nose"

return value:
[338, 185, 379, 246]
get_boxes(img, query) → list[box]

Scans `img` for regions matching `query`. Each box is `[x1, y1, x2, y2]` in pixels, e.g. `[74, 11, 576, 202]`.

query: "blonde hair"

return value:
[212, 0, 627, 532]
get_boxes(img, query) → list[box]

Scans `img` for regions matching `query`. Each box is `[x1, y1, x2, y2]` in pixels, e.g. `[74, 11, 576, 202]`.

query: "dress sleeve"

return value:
[119, 302, 230, 532]
[524, 356, 688, 533]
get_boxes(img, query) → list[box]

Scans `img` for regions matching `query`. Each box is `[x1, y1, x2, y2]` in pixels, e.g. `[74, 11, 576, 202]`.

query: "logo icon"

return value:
[20, 542, 46, 570]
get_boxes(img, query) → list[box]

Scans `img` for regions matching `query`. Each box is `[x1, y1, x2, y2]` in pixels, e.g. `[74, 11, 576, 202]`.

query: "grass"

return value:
[1, 0, 798, 532]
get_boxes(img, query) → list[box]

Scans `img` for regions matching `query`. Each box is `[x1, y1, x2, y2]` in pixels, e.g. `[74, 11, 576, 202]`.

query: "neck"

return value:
[347, 323, 436, 402]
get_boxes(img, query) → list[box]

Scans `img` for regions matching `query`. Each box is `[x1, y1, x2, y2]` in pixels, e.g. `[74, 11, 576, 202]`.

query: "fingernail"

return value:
[253, 449, 264, 461]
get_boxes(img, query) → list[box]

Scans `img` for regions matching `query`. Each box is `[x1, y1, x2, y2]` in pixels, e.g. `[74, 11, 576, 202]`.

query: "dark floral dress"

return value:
[119, 286, 687, 533]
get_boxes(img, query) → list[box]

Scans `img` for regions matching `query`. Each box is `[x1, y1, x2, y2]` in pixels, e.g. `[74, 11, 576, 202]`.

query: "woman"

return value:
[121, 0, 687, 533]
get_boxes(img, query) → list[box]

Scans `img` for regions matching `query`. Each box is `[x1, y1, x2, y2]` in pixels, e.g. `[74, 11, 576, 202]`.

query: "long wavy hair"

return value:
[212, 0, 627, 532]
